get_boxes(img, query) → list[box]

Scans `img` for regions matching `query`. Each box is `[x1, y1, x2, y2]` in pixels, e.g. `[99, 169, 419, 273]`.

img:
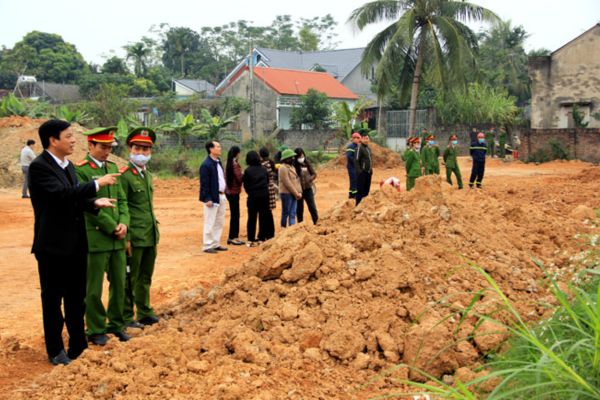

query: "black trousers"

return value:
[35, 251, 88, 359]
[226, 193, 240, 239]
[248, 194, 274, 242]
[469, 160, 486, 187]
[356, 171, 372, 205]
[297, 188, 319, 224]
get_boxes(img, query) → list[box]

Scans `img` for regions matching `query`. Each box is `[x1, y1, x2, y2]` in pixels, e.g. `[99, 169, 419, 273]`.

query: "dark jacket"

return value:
[225, 159, 243, 196]
[470, 140, 487, 162]
[355, 143, 373, 175]
[346, 142, 358, 172]
[29, 151, 98, 256]
[242, 165, 269, 198]
[199, 156, 224, 204]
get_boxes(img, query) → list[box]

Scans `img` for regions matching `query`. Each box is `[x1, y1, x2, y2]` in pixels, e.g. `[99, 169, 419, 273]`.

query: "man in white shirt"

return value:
[199, 141, 228, 254]
[20, 139, 36, 198]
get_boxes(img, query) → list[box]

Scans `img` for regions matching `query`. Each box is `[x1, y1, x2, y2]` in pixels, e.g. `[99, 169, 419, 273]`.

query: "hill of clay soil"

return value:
[0, 117, 127, 188]
[12, 173, 598, 400]
[328, 141, 403, 170]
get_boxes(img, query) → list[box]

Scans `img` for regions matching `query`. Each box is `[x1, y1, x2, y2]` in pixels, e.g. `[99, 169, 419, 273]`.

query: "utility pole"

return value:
[249, 40, 256, 139]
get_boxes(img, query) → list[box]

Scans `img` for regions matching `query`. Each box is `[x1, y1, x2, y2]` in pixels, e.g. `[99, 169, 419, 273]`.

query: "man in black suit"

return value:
[29, 119, 119, 366]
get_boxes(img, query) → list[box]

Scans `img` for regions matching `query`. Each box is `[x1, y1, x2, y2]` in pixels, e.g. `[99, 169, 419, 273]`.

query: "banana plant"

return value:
[52, 105, 91, 124]
[332, 96, 373, 140]
[0, 94, 27, 117]
[158, 112, 204, 147]
[196, 109, 239, 142]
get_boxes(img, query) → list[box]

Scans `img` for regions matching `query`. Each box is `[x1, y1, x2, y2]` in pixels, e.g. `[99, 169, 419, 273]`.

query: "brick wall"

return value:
[521, 128, 600, 163]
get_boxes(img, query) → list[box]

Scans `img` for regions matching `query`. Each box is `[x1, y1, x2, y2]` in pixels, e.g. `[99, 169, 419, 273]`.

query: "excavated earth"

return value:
[7, 167, 599, 399]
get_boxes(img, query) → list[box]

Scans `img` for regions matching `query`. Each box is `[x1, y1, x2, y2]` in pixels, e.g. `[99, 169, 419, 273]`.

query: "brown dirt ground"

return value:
[0, 117, 599, 399]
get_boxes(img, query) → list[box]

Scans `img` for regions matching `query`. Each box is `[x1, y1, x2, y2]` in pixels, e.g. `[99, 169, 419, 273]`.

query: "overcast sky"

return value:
[1, 0, 598, 64]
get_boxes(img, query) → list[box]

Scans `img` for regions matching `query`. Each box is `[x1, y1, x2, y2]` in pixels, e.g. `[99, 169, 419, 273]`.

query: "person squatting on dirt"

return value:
[469, 132, 488, 189]
[120, 128, 161, 328]
[224, 146, 245, 246]
[243, 151, 275, 246]
[443, 135, 463, 189]
[29, 119, 119, 366]
[422, 134, 440, 175]
[278, 148, 302, 227]
[354, 131, 373, 205]
[75, 127, 130, 346]
[345, 132, 361, 199]
[402, 137, 422, 191]
[294, 148, 319, 224]
[200, 140, 228, 254]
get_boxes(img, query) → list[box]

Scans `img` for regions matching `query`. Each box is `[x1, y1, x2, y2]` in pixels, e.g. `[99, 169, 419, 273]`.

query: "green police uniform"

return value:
[485, 130, 495, 157]
[120, 128, 160, 324]
[443, 145, 463, 189]
[402, 147, 422, 191]
[76, 150, 129, 336]
[422, 144, 440, 175]
[498, 130, 507, 158]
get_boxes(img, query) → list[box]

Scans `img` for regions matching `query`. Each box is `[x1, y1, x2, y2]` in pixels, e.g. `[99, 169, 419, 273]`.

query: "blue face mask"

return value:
[451, 140, 458, 145]
[478, 138, 485, 144]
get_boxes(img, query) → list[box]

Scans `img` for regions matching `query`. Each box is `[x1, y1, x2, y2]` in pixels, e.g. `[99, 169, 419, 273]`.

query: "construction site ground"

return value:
[0, 153, 599, 399]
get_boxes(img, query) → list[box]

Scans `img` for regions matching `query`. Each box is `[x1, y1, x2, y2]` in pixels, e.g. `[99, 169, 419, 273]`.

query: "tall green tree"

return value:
[0, 31, 87, 85]
[101, 56, 129, 75]
[350, 0, 498, 135]
[124, 41, 151, 77]
[290, 89, 332, 129]
[477, 20, 530, 104]
[162, 27, 216, 79]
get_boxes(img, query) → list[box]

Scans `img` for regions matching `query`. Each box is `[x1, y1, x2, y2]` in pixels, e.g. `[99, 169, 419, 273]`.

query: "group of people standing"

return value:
[28, 120, 160, 366]
[399, 129, 489, 191]
[199, 142, 319, 253]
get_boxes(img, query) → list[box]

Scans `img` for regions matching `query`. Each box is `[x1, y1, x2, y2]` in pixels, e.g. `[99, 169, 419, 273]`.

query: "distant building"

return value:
[218, 66, 358, 138]
[529, 24, 600, 128]
[14, 76, 81, 103]
[216, 47, 376, 101]
[172, 79, 216, 98]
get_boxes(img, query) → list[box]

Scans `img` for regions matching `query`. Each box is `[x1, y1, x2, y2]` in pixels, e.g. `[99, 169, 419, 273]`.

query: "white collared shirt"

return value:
[133, 163, 145, 178]
[216, 159, 226, 193]
[45, 149, 69, 169]
[89, 155, 104, 169]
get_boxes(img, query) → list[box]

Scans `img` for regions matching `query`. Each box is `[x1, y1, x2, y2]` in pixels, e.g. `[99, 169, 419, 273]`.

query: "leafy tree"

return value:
[146, 65, 172, 92]
[0, 31, 87, 84]
[332, 97, 374, 139]
[290, 89, 332, 129]
[477, 20, 530, 104]
[162, 27, 216, 79]
[124, 41, 151, 77]
[88, 83, 134, 126]
[101, 56, 129, 75]
[298, 26, 319, 51]
[528, 48, 551, 57]
[297, 15, 339, 50]
[78, 73, 135, 99]
[197, 108, 239, 141]
[350, 0, 498, 135]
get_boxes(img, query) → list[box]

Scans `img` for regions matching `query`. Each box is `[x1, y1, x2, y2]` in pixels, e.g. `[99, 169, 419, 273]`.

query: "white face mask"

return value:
[130, 153, 151, 167]
[298, 157, 305, 163]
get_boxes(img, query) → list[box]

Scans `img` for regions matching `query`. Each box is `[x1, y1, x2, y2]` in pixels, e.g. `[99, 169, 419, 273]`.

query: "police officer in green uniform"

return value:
[443, 134, 463, 189]
[120, 127, 160, 328]
[75, 127, 130, 345]
[402, 137, 423, 191]
[498, 128, 507, 158]
[485, 129, 495, 158]
[422, 135, 440, 175]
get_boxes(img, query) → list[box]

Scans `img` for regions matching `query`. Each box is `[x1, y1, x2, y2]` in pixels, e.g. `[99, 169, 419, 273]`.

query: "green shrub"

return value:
[527, 139, 570, 163]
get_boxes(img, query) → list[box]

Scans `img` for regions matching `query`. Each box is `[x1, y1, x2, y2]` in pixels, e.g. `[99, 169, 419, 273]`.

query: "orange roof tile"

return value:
[252, 67, 358, 99]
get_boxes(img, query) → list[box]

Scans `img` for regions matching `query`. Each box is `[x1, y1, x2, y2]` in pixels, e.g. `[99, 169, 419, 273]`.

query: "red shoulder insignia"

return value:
[131, 168, 139, 176]
[75, 160, 89, 167]
[119, 166, 129, 174]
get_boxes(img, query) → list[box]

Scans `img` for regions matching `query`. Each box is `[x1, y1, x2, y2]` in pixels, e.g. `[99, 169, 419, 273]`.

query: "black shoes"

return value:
[215, 246, 228, 251]
[204, 246, 228, 253]
[204, 248, 218, 254]
[112, 331, 131, 342]
[227, 239, 245, 245]
[126, 321, 145, 329]
[48, 350, 71, 366]
[88, 334, 109, 346]
[138, 316, 160, 326]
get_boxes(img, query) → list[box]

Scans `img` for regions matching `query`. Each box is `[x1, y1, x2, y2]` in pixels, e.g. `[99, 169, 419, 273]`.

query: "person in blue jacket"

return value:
[469, 132, 487, 189]
[199, 141, 228, 253]
[346, 132, 361, 199]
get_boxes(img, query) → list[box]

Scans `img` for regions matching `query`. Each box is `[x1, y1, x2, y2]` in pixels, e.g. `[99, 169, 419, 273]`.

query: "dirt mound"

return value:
[327, 142, 403, 170]
[574, 165, 600, 182]
[15, 175, 597, 399]
[0, 117, 127, 188]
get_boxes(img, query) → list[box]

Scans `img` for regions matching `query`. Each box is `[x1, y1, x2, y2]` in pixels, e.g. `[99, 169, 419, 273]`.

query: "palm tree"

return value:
[124, 42, 150, 77]
[349, 0, 499, 135]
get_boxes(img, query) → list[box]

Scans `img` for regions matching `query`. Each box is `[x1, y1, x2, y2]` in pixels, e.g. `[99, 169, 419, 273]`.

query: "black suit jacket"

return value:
[29, 151, 98, 256]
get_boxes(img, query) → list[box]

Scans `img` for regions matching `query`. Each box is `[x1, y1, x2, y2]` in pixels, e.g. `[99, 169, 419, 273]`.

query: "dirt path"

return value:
[0, 157, 596, 396]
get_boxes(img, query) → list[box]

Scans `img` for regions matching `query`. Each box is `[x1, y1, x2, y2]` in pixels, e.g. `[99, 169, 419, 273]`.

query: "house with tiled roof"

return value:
[218, 66, 358, 137]
[172, 79, 216, 98]
[216, 47, 376, 101]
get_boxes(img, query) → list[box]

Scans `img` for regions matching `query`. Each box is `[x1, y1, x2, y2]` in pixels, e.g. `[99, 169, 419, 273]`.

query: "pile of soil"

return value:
[13, 174, 598, 399]
[327, 142, 403, 170]
[0, 117, 127, 188]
